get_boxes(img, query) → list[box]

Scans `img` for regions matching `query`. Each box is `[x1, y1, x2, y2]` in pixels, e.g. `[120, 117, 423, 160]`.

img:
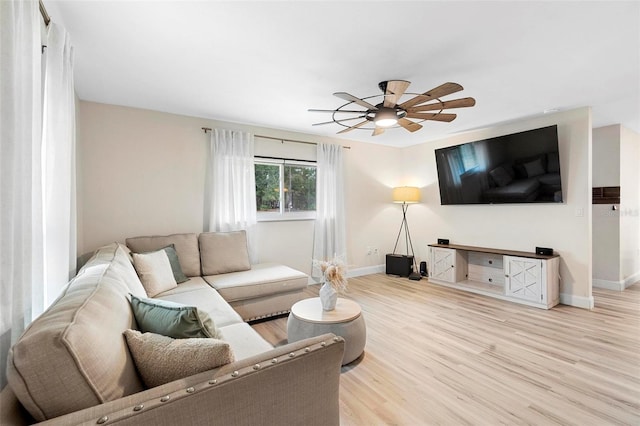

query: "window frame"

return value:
[255, 158, 317, 222]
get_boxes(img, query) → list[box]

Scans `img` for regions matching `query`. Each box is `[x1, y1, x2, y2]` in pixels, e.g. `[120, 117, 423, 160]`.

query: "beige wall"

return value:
[592, 125, 621, 284]
[77, 102, 594, 307]
[592, 125, 620, 187]
[620, 126, 640, 284]
[401, 108, 594, 307]
[77, 101, 401, 275]
[591, 125, 640, 288]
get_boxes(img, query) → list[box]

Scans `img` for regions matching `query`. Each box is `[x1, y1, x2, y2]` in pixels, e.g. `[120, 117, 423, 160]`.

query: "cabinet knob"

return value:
[488, 260, 493, 265]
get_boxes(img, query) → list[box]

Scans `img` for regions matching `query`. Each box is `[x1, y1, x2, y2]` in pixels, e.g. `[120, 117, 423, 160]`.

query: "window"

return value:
[255, 159, 316, 220]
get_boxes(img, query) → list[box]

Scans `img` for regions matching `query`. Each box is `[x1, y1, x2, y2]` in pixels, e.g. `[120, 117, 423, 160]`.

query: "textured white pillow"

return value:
[123, 330, 235, 388]
[132, 250, 177, 297]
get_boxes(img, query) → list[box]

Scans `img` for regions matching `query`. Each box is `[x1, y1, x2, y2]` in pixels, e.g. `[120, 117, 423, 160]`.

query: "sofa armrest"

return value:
[36, 333, 344, 426]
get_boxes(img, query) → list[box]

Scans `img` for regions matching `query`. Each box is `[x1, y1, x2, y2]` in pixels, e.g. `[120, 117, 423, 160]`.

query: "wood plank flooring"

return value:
[251, 274, 640, 425]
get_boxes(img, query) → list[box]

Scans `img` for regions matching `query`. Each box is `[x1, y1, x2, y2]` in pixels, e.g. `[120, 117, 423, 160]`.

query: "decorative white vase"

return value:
[319, 282, 338, 311]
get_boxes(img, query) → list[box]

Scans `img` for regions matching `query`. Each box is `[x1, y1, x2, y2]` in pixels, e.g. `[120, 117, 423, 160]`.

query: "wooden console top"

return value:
[428, 243, 559, 260]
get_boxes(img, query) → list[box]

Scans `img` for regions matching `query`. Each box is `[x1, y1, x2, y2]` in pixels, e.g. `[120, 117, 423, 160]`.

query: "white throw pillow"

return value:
[132, 250, 177, 297]
[123, 330, 235, 388]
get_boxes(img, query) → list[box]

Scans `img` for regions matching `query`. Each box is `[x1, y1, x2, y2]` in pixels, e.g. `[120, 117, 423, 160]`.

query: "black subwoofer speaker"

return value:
[386, 254, 414, 277]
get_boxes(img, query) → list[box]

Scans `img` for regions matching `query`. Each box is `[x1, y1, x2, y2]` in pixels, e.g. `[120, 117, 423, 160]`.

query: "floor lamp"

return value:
[392, 186, 422, 280]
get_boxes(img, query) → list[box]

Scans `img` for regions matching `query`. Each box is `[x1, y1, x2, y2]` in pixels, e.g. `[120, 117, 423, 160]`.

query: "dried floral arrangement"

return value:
[313, 256, 348, 292]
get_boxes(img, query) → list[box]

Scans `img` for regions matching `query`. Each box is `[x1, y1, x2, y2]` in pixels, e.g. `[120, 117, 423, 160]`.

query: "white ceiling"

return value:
[46, 1, 640, 147]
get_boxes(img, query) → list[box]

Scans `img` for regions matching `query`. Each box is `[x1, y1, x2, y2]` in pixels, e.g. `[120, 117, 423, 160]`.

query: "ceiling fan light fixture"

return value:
[374, 108, 398, 127]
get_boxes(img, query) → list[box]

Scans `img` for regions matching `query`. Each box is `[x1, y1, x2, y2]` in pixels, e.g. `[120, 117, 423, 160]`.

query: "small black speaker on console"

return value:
[419, 261, 427, 276]
[536, 246, 554, 256]
[437, 238, 450, 245]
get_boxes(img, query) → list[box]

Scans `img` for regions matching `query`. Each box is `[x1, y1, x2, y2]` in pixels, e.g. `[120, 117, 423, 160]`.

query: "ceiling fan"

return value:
[310, 80, 476, 136]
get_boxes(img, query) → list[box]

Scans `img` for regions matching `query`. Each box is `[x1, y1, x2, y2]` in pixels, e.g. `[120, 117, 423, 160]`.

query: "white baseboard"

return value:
[560, 293, 595, 309]
[593, 278, 625, 291]
[348, 264, 385, 278]
[592, 271, 640, 291]
[624, 271, 640, 289]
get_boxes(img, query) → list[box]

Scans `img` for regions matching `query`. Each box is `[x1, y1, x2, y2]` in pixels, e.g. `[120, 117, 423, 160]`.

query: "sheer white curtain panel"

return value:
[204, 129, 258, 262]
[0, 0, 44, 388]
[42, 22, 77, 307]
[312, 143, 347, 278]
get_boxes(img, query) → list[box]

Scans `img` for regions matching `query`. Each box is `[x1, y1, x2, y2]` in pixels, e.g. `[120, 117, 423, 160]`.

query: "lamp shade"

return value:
[392, 186, 421, 203]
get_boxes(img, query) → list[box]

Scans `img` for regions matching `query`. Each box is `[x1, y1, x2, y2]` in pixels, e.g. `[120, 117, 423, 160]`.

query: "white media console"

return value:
[428, 243, 560, 309]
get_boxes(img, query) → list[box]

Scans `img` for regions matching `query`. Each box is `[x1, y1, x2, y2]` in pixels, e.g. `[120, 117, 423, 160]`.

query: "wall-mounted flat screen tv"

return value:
[435, 125, 562, 205]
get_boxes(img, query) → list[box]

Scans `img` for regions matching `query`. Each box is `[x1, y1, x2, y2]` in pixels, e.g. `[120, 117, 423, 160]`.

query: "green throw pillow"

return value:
[161, 245, 189, 284]
[130, 295, 221, 339]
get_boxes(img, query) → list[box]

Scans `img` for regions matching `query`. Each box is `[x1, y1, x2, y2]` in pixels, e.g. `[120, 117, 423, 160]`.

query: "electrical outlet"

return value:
[366, 247, 372, 255]
[373, 248, 379, 255]
[575, 207, 584, 217]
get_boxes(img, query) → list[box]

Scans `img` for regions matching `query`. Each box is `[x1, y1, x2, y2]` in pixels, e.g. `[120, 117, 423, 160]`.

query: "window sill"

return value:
[257, 212, 316, 222]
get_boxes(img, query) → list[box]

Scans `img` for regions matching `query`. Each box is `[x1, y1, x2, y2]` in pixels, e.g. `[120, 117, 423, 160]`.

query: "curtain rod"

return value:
[39, 0, 51, 26]
[201, 127, 351, 149]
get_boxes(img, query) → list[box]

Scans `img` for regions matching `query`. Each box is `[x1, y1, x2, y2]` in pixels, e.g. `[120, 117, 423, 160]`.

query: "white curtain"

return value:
[0, 0, 45, 388]
[204, 129, 258, 262]
[42, 22, 77, 306]
[312, 143, 347, 278]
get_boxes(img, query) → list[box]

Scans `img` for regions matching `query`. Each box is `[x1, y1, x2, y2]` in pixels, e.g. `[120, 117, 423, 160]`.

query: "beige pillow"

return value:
[123, 330, 235, 388]
[199, 231, 251, 275]
[132, 250, 177, 297]
[126, 233, 201, 277]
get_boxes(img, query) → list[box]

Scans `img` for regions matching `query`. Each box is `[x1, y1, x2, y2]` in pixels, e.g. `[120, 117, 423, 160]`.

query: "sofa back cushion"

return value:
[126, 233, 201, 277]
[6, 243, 144, 421]
[199, 231, 251, 275]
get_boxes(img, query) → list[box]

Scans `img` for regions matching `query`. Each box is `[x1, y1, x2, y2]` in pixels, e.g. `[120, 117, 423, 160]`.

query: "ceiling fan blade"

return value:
[334, 92, 378, 110]
[337, 120, 369, 134]
[308, 109, 368, 114]
[383, 80, 411, 108]
[406, 112, 457, 122]
[372, 127, 385, 136]
[399, 82, 464, 109]
[407, 97, 476, 112]
[397, 118, 422, 133]
[312, 115, 367, 126]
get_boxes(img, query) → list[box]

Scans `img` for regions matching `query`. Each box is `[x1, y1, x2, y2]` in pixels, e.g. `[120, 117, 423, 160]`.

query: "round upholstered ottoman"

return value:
[287, 297, 366, 365]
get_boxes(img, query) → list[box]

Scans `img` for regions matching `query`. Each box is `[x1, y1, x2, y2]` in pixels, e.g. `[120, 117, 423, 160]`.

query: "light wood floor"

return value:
[251, 274, 640, 425]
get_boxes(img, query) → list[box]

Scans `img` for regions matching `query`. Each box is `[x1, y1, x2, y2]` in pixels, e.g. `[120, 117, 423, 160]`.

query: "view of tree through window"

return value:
[255, 164, 280, 212]
[255, 161, 316, 214]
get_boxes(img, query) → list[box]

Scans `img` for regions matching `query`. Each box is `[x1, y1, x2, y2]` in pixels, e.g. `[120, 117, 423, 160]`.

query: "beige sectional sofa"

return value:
[1, 234, 343, 425]
[125, 232, 309, 321]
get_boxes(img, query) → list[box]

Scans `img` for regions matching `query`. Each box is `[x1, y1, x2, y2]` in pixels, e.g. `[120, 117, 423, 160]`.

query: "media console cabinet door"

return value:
[430, 247, 457, 283]
[504, 256, 545, 304]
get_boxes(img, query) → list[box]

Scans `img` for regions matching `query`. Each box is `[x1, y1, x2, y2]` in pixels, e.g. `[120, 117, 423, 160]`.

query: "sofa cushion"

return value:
[204, 263, 308, 302]
[133, 250, 177, 297]
[130, 295, 221, 339]
[155, 282, 244, 328]
[123, 330, 235, 388]
[126, 233, 201, 277]
[199, 231, 251, 275]
[217, 322, 274, 361]
[6, 243, 144, 422]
